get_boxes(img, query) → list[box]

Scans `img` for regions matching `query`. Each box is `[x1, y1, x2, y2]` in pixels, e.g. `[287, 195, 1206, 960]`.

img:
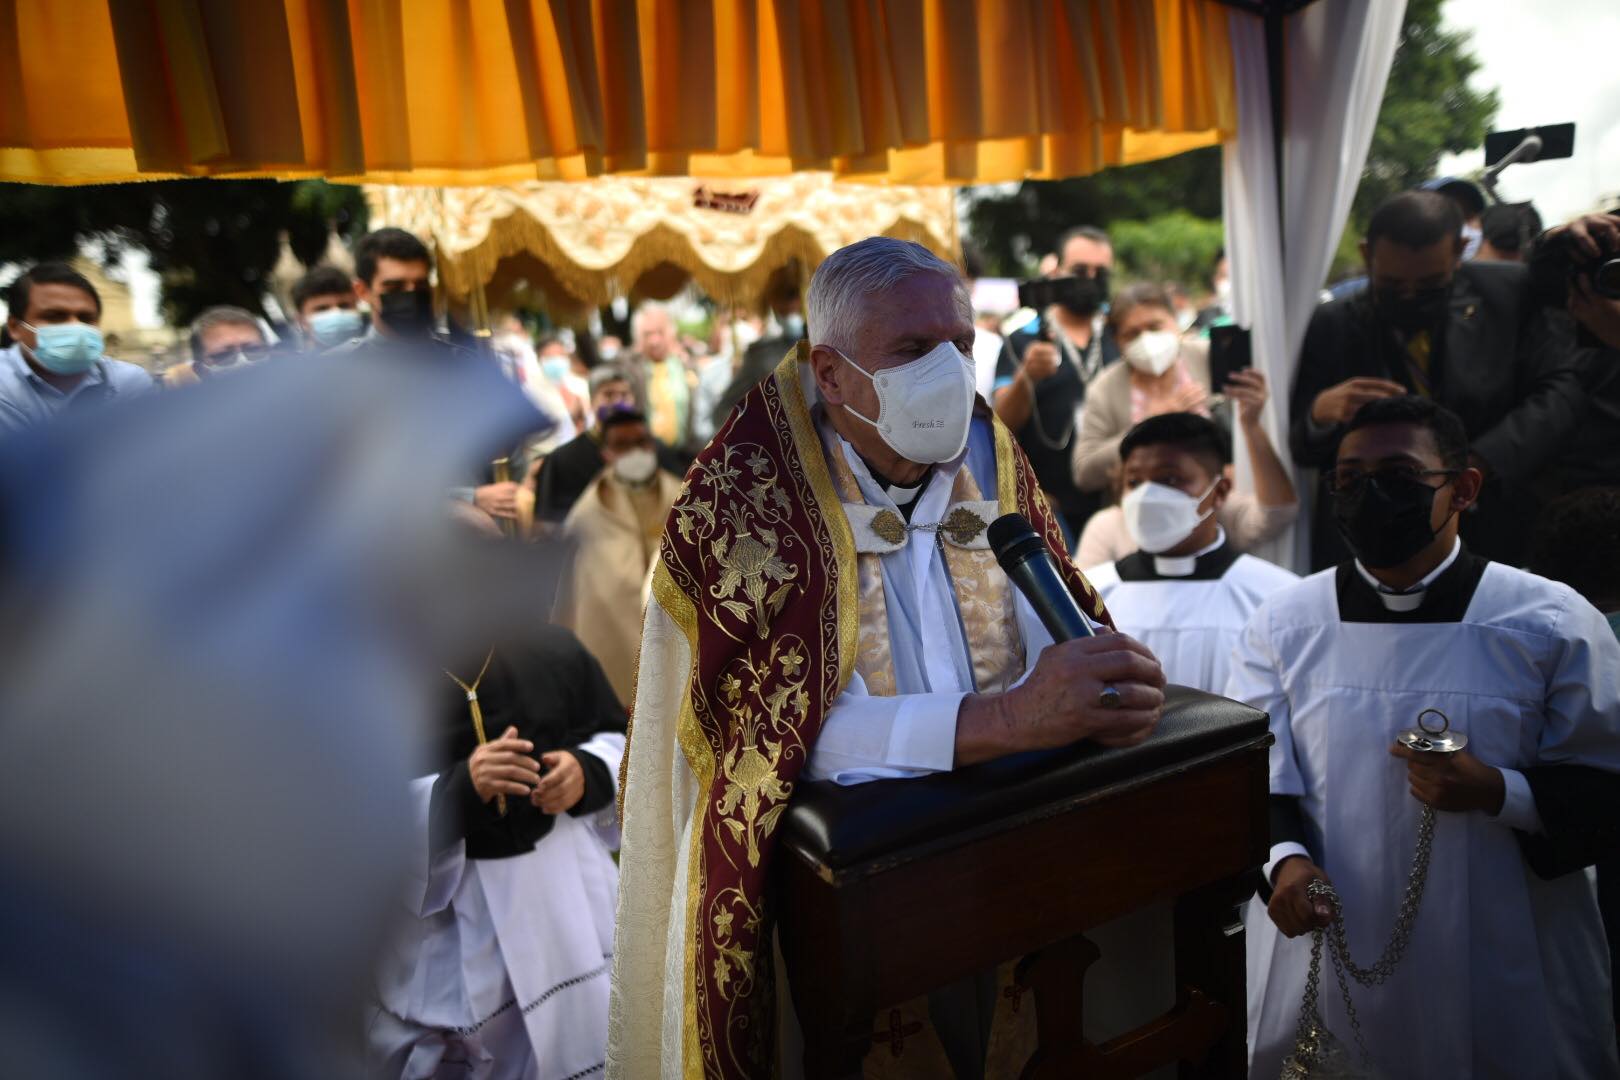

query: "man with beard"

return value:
[992, 226, 1122, 542]
[1289, 191, 1583, 569]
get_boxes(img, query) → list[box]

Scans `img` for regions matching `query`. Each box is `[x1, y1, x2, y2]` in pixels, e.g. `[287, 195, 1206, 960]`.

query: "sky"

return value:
[1436, 0, 1620, 222]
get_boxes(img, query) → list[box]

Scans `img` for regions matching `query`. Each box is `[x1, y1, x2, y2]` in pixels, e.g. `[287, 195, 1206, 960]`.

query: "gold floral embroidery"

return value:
[870, 509, 907, 546]
[670, 442, 807, 643]
[708, 886, 762, 1000]
[653, 346, 865, 1077]
[940, 505, 989, 546]
[710, 531, 797, 637]
[712, 636, 809, 867]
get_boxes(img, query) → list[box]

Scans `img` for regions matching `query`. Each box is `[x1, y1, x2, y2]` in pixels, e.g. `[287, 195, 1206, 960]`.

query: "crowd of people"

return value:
[2, 174, 1619, 1080]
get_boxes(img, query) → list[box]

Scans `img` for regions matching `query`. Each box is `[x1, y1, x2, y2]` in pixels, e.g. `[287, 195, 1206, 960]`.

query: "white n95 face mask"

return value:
[1122, 480, 1217, 554]
[611, 448, 658, 486]
[1122, 330, 1182, 377]
[839, 341, 976, 465]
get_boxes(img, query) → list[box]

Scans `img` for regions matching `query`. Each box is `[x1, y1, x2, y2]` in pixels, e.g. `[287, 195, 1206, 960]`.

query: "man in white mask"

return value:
[1084, 413, 1297, 694]
[552, 408, 682, 706]
[609, 237, 1166, 1079]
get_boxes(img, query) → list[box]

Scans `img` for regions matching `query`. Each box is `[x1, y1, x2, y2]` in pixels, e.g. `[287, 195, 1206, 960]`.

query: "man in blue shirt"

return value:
[1, 263, 152, 435]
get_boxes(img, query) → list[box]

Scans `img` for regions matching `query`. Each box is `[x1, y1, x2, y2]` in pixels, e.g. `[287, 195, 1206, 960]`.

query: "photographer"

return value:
[1556, 212, 1620, 351]
[1540, 211, 1620, 490]
[993, 225, 1122, 540]
[1289, 190, 1585, 569]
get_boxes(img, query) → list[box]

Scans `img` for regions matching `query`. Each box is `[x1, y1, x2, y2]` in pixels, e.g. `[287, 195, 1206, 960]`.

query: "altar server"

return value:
[1085, 412, 1296, 693]
[371, 616, 627, 1080]
[1229, 396, 1620, 1079]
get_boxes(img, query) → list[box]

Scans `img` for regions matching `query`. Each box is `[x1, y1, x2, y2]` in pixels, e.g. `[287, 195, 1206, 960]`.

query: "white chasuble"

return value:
[1228, 557, 1620, 1080]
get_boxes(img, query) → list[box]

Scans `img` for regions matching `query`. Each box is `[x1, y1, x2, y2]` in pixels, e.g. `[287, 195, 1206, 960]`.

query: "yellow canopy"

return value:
[1, 0, 1234, 187]
[366, 174, 958, 308]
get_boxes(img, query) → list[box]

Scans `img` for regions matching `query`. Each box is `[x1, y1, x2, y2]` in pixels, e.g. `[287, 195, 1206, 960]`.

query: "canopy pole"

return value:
[470, 280, 492, 336]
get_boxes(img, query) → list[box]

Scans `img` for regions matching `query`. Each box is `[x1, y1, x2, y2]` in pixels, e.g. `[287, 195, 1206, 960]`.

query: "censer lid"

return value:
[1397, 708, 1467, 753]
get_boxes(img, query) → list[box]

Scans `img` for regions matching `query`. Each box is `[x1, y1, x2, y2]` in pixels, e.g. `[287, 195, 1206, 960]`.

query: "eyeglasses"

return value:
[203, 343, 273, 365]
[1324, 466, 1459, 497]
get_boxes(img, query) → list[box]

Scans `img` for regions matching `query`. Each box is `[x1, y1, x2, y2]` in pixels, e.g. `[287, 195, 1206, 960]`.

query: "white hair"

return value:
[806, 237, 968, 353]
[630, 301, 672, 344]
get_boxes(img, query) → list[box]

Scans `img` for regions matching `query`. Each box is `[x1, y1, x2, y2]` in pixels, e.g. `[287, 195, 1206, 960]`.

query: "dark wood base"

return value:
[776, 723, 1269, 1079]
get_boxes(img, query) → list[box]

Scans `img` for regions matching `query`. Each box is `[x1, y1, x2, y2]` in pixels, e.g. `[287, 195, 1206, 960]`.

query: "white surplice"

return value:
[373, 733, 625, 1080]
[1227, 557, 1620, 1079]
[1085, 529, 1299, 694]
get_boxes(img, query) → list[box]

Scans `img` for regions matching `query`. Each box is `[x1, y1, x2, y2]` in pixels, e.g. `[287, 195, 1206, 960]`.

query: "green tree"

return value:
[964, 147, 1223, 277]
[963, 0, 1497, 285]
[1108, 212, 1226, 288]
[0, 179, 367, 325]
[1352, 0, 1499, 228]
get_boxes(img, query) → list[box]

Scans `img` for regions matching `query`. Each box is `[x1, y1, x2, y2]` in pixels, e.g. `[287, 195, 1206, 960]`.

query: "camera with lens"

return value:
[1017, 268, 1112, 318]
[1528, 212, 1620, 306]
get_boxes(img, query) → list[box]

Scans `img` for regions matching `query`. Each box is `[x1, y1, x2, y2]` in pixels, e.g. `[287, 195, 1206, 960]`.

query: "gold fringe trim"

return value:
[645, 557, 714, 1080]
[434, 206, 957, 310]
[771, 344, 860, 694]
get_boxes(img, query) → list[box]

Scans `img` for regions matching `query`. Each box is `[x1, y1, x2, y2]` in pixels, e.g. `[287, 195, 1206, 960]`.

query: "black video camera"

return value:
[1017, 269, 1112, 317]
[1528, 213, 1620, 307]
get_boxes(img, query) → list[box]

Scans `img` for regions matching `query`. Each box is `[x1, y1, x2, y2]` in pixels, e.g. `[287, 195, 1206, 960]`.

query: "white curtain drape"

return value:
[1222, 1, 1408, 571]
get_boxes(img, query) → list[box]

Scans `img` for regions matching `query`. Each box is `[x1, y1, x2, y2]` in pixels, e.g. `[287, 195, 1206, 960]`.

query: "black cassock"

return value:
[431, 624, 628, 859]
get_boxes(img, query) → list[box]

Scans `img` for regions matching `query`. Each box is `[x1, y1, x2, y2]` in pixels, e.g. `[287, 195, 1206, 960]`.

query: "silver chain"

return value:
[1280, 804, 1437, 1078]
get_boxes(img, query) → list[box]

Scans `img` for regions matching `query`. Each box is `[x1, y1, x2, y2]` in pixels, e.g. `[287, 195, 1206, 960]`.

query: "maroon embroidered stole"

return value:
[637, 345, 1111, 1078]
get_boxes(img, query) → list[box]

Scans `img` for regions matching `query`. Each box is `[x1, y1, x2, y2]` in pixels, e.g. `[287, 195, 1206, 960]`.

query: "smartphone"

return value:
[1485, 123, 1575, 166]
[1208, 325, 1252, 391]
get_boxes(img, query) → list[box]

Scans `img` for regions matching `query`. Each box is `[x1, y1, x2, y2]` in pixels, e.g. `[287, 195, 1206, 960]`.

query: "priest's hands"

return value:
[957, 634, 1166, 764]
[531, 751, 586, 814]
[1389, 744, 1506, 814]
[1269, 856, 1336, 938]
[470, 727, 541, 803]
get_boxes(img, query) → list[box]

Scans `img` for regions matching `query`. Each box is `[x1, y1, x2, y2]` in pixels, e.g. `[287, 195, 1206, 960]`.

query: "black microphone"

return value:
[987, 512, 1096, 642]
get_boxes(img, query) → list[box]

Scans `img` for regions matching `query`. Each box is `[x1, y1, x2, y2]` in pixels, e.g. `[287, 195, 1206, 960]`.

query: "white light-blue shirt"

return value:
[803, 414, 1099, 784]
[0, 344, 153, 435]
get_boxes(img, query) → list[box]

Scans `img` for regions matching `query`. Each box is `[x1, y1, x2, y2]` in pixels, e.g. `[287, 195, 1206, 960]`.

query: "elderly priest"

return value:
[607, 238, 1168, 1080]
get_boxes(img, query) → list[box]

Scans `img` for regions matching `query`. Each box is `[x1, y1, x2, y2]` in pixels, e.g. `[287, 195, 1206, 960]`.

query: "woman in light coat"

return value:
[1070, 283, 1210, 493]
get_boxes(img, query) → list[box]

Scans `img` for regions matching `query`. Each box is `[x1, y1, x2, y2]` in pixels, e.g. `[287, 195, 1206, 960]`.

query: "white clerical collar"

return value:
[884, 479, 924, 503]
[1354, 538, 1462, 612]
[1152, 528, 1227, 578]
[834, 434, 963, 522]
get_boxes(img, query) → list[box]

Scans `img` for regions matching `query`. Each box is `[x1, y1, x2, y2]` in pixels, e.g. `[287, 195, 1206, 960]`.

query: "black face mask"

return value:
[1332, 471, 1451, 569]
[1055, 268, 1110, 319]
[1373, 282, 1452, 333]
[377, 288, 435, 339]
